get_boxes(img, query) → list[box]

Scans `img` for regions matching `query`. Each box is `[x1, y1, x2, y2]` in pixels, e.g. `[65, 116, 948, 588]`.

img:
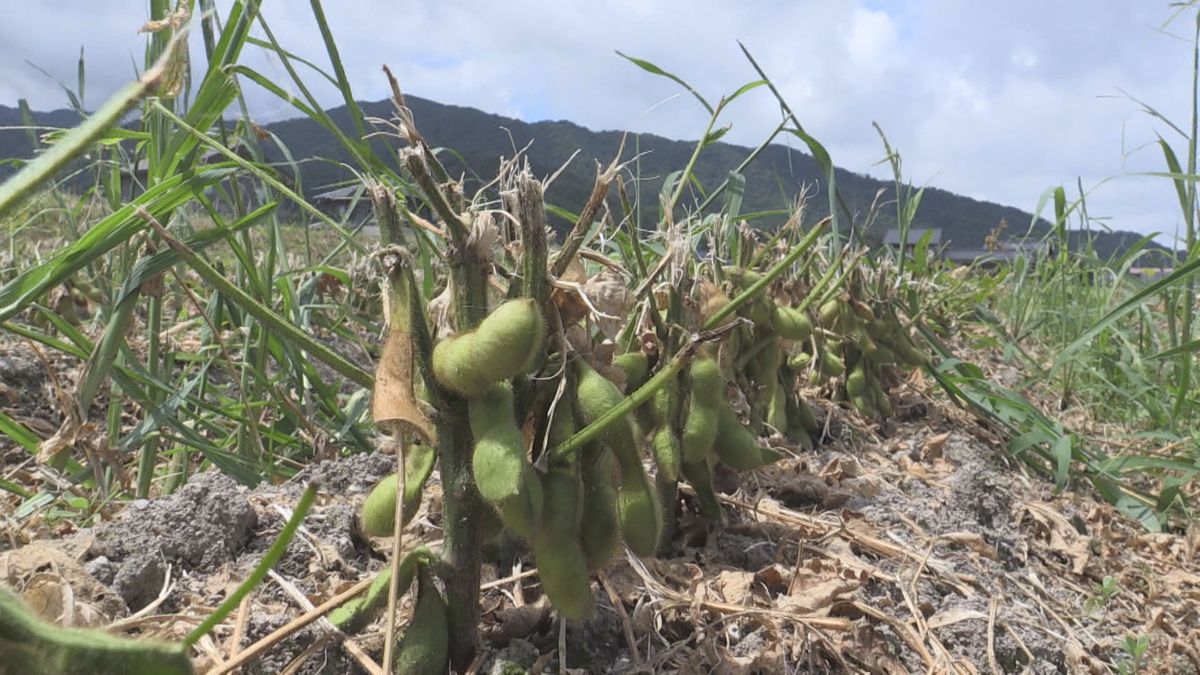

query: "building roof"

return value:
[944, 241, 1050, 264]
[883, 228, 943, 246]
[312, 186, 365, 203]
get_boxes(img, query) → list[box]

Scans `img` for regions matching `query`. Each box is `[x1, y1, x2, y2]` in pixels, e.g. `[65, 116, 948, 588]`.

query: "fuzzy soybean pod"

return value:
[680, 458, 722, 520]
[359, 443, 437, 537]
[576, 361, 663, 557]
[713, 399, 782, 471]
[865, 316, 893, 341]
[431, 298, 545, 398]
[787, 351, 811, 370]
[532, 466, 595, 620]
[722, 266, 764, 290]
[681, 358, 721, 464]
[846, 364, 877, 417]
[756, 342, 788, 433]
[580, 446, 622, 570]
[646, 380, 682, 483]
[470, 382, 542, 540]
[818, 344, 846, 378]
[892, 334, 927, 368]
[0, 587, 193, 675]
[785, 394, 819, 450]
[613, 351, 650, 393]
[651, 426, 682, 484]
[392, 565, 450, 675]
[328, 548, 426, 634]
[771, 304, 813, 342]
[873, 380, 894, 418]
[615, 467, 663, 557]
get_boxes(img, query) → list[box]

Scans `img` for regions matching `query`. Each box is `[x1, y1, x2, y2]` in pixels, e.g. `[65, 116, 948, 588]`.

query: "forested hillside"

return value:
[0, 97, 1167, 259]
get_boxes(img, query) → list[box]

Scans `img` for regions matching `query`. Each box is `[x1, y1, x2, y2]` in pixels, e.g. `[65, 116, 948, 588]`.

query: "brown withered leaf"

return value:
[921, 432, 951, 460]
[926, 607, 988, 630]
[550, 255, 591, 329]
[753, 564, 791, 596]
[776, 573, 860, 614]
[0, 542, 126, 622]
[939, 531, 998, 559]
[37, 418, 93, 464]
[372, 328, 435, 444]
[486, 597, 552, 644]
[582, 269, 633, 340]
[713, 569, 756, 606]
[1023, 500, 1090, 575]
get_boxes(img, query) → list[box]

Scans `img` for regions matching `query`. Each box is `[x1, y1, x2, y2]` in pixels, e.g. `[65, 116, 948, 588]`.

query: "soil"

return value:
[1, 340, 1198, 674]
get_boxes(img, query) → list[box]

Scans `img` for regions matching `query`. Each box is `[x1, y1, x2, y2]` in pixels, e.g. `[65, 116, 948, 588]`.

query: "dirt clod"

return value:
[90, 470, 258, 585]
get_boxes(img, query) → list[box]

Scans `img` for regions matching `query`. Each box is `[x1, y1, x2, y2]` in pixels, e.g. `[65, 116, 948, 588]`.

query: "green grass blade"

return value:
[0, 64, 163, 219]
[0, 166, 236, 322]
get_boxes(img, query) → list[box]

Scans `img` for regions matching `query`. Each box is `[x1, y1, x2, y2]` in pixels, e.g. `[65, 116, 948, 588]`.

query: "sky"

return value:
[0, 1, 1196, 243]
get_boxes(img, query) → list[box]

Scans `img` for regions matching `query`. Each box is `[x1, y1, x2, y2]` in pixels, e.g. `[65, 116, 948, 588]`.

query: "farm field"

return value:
[0, 2, 1198, 674]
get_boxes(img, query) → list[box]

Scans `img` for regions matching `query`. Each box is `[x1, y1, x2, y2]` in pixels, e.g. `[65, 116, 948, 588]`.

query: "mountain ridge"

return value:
[0, 97, 1171, 261]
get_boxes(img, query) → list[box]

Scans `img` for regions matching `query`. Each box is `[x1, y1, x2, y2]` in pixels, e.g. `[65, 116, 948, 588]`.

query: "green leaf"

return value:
[615, 51, 713, 114]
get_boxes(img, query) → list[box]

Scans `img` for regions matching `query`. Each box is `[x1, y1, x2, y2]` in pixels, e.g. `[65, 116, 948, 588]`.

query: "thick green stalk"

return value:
[403, 150, 485, 670]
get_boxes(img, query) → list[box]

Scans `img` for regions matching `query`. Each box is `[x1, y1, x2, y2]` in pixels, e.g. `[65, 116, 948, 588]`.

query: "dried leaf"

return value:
[37, 418, 88, 464]
[939, 531, 998, 559]
[582, 269, 633, 340]
[712, 638, 785, 675]
[372, 328, 435, 444]
[1023, 501, 1090, 575]
[777, 575, 859, 614]
[926, 607, 987, 629]
[487, 597, 552, 644]
[921, 432, 951, 460]
[753, 564, 790, 596]
[713, 570, 755, 605]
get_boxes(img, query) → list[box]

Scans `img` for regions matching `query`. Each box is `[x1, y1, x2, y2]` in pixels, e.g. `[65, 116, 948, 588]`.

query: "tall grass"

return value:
[944, 9, 1200, 526]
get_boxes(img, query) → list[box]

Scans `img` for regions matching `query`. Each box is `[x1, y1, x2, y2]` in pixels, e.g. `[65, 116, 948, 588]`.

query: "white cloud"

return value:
[1011, 46, 1038, 70]
[844, 8, 899, 74]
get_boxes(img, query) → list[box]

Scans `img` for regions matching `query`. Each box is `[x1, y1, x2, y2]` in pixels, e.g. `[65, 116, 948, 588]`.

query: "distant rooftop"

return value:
[312, 186, 365, 202]
[883, 228, 943, 246]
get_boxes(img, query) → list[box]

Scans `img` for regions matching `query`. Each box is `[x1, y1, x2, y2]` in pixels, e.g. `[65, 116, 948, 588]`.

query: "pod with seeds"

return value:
[681, 458, 722, 520]
[818, 346, 846, 378]
[431, 298, 544, 398]
[469, 382, 542, 540]
[650, 425, 681, 483]
[328, 548, 427, 634]
[613, 351, 650, 393]
[787, 351, 812, 370]
[713, 399, 782, 471]
[771, 304, 813, 342]
[532, 466, 594, 620]
[359, 442, 437, 537]
[575, 360, 663, 556]
[615, 466, 663, 557]
[392, 565, 450, 675]
[575, 360, 642, 472]
[680, 358, 721, 464]
[580, 447, 621, 570]
[846, 364, 868, 400]
[818, 298, 844, 330]
[0, 587, 194, 675]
